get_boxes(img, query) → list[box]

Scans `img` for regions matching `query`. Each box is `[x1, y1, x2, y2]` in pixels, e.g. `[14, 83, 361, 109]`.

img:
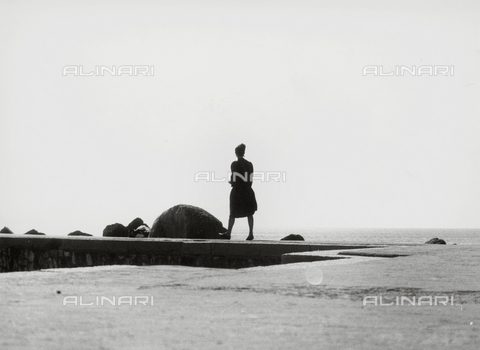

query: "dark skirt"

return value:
[229, 184, 257, 218]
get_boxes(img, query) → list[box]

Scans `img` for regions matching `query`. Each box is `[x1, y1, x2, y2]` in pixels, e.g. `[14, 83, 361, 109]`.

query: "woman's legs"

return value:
[246, 215, 254, 240]
[223, 215, 254, 240]
[223, 216, 235, 238]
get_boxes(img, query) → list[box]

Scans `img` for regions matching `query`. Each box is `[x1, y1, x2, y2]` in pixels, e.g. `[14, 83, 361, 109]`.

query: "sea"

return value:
[241, 227, 480, 245]
[38, 227, 480, 245]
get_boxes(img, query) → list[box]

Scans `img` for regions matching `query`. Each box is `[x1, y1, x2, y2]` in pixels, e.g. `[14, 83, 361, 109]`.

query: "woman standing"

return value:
[222, 143, 257, 240]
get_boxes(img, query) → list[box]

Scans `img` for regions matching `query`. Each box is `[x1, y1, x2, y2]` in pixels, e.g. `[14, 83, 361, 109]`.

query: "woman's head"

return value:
[235, 143, 246, 157]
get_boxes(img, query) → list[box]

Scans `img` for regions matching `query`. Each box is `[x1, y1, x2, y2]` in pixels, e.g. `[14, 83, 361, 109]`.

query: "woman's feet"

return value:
[219, 232, 231, 240]
[246, 234, 254, 241]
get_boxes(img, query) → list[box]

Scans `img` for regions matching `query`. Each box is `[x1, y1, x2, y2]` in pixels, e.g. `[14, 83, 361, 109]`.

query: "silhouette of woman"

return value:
[222, 143, 257, 240]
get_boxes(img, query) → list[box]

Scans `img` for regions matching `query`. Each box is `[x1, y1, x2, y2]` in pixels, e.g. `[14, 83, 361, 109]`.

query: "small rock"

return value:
[281, 234, 305, 241]
[24, 229, 46, 235]
[67, 230, 93, 237]
[425, 237, 446, 244]
[0, 227, 13, 234]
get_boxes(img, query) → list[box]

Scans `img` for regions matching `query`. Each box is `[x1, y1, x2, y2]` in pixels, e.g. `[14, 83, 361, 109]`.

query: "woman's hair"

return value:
[235, 143, 246, 157]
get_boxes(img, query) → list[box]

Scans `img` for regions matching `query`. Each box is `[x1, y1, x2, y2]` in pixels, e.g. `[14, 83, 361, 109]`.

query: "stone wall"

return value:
[0, 235, 374, 272]
[0, 246, 280, 272]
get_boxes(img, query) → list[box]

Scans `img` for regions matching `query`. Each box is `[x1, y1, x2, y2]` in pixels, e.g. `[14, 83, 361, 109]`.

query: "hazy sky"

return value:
[1, 0, 480, 236]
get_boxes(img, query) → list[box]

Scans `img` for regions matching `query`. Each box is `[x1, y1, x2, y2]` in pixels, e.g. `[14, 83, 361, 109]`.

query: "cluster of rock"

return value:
[1, 227, 94, 236]
[102, 205, 230, 240]
[0, 226, 93, 236]
[103, 217, 150, 238]
[0, 223, 453, 245]
[3, 205, 229, 240]
[1, 228, 48, 235]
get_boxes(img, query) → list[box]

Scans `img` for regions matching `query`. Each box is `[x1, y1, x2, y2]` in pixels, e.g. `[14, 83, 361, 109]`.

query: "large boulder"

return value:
[425, 237, 446, 244]
[103, 223, 129, 238]
[0, 227, 13, 234]
[149, 204, 227, 239]
[281, 234, 305, 241]
[68, 230, 93, 237]
[24, 229, 45, 235]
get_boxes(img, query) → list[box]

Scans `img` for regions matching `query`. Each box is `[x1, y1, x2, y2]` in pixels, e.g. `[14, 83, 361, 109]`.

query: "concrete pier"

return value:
[0, 235, 381, 272]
